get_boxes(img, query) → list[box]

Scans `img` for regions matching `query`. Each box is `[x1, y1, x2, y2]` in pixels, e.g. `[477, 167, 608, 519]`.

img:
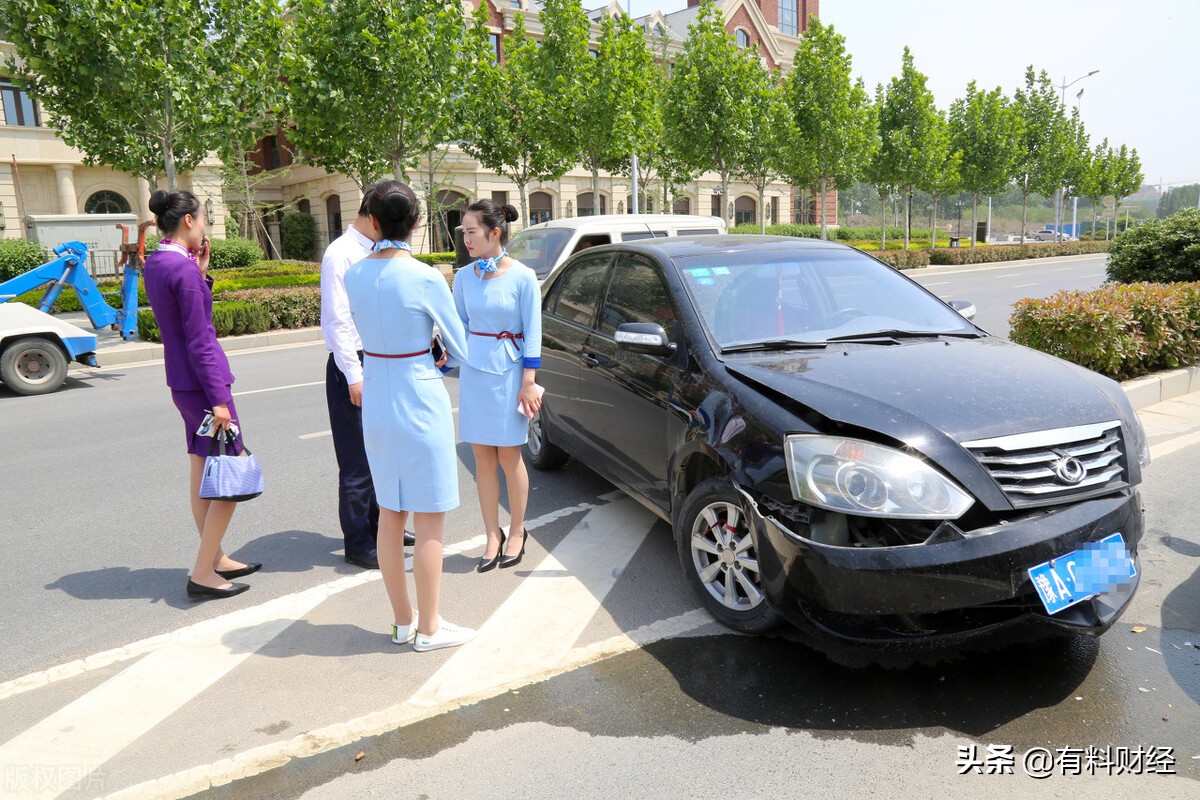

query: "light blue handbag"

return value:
[199, 432, 264, 502]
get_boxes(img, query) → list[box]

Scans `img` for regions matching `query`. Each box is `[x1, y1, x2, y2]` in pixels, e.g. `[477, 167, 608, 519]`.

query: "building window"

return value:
[710, 194, 722, 218]
[779, 0, 799, 36]
[326, 195, 343, 240]
[673, 197, 690, 215]
[734, 29, 750, 49]
[298, 198, 311, 216]
[84, 191, 131, 214]
[734, 196, 756, 226]
[1, 79, 39, 127]
[491, 190, 509, 207]
[529, 191, 553, 224]
[489, 33, 501, 62]
[262, 135, 281, 170]
[577, 191, 605, 216]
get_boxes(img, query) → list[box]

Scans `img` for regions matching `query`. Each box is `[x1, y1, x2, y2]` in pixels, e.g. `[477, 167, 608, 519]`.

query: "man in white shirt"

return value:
[321, 187, 414, 569]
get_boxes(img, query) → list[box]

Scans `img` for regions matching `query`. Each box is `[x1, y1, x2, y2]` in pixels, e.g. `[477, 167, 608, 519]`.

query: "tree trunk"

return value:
[721, 172, 730, 226]
[880, 194, 887, 249]
[930, 200, 937, 249]
[759, 184, 767, 234]
[1020, 190, 1029, 244]
[517, 179, 529, 231]
[970, 193, 979, 246]
[162, 139, 178, 192]
[903, 190, 911, 250]
[592, 164, 600, 216]
[819, 177, 828, 240]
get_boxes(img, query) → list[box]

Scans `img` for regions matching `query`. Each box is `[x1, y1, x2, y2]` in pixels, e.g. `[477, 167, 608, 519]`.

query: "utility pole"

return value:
[1056, 70, 1099, 241]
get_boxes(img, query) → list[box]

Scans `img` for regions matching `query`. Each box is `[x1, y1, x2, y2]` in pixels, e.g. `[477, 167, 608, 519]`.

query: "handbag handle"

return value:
[206, 428, 251, 457]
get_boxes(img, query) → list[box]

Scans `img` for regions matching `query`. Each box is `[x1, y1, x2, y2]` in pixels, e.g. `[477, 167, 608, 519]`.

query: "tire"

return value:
[523, 408, 569, 470]
[0, 337, 69, 396]
[676, 477, 782, 633]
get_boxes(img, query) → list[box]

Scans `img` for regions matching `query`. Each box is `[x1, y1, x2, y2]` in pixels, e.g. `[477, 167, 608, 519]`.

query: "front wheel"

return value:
[0, 337, 69, 396]
[676, 477, 782, 633]
[522, 409, 569, 470]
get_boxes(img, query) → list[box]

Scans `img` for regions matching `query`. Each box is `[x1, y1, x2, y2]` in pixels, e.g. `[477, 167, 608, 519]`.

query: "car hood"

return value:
[723, 336, 1127, 447]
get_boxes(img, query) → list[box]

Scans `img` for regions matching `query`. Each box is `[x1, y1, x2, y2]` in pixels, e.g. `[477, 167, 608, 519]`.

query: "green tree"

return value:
[1012, 67, 1072, 243]
[1077, 138, 1113, 239]
[780, 18, 877, 240]
[874, 47, 946, 248]
[948, 82, 1020, 246]
[924, 121, 961, 249]
[285, 0, 471, 189]
[734, 64, 789, 233]
[575, 11, 660, 214]
[1109, 144, 1144, 236]
[459, 11, 573, 228]
[666, 1, 763, 225]
[1, 0, 283, 190]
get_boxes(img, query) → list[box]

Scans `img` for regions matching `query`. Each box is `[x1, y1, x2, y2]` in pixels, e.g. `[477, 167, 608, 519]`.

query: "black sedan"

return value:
[525, 235, 1147, 650]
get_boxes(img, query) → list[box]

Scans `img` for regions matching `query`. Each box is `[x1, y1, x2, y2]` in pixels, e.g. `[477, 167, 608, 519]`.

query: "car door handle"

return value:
[580, 352, 599, 368]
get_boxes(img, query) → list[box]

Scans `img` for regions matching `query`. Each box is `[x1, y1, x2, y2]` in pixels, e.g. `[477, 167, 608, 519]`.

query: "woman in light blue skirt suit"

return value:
[344, 181, 475, 653]
[453, 200, 543, 574]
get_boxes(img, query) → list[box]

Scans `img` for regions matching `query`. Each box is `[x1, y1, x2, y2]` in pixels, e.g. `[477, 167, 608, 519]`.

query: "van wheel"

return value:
[677, 478, 782, 633]
[0, 337, 69, 396]
[523, 410, 569, 470]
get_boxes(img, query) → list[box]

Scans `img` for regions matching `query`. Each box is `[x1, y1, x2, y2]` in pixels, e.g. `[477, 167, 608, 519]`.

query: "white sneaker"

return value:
[412, 619, 476, 652]
[391, 613, 417, 645]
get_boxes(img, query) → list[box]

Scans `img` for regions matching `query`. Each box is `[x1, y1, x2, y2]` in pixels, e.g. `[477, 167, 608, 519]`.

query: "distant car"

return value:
[1031, 229, 1074, 242]
[527, 235, 1147, 653]
[506, 214, 726, 282]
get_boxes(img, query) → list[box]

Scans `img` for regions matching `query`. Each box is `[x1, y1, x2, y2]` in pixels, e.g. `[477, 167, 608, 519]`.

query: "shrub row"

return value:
[208, 236, 265, 271]
[870, 249, 932, 269]
[1010, 282, 1200, 380]
[220, 287, 321, 329]
[414, 251, 457, 266]
[927, 240, 1109, 265]
[211, 273, 321, 294]
[1107, 208, 1200, 284]
[730, 223, 935, 241]
[138, 300, 273, 342]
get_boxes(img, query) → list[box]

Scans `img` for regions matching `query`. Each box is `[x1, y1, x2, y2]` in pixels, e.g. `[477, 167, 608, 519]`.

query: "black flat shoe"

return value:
[345, 550, 380, 570]
[404, 531, 416, 547]
[499, 529, 527, 569]
[215, 562, 262, 580]
[477, 532, 506, 573]
[187, 579, 250, 599]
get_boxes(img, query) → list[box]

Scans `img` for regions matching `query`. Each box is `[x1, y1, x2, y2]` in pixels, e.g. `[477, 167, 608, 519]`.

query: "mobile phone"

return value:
[431, 334, 446, 362]
[197, 411, 216, 437]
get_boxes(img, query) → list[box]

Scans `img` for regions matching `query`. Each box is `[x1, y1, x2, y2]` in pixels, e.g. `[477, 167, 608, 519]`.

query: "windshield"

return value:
[507, 228, 575, 279]
[675, 248, 978, 349]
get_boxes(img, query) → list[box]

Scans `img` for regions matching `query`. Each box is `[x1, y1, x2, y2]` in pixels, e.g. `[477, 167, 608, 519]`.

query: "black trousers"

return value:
[326, 352, 378, 556]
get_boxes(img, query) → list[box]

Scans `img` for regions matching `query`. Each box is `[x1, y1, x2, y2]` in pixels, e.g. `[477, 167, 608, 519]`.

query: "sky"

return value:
[630, 0, 1199, 191]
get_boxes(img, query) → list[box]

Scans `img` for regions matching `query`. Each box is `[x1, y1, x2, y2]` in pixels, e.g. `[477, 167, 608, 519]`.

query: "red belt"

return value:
[470, 330, 523, 350]
[363, 348, 431, 359]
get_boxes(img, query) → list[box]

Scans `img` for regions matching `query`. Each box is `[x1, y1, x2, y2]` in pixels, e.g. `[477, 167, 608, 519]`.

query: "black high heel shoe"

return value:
[187, 579, 250, 599]
[499, 529, 528, 569]
[477, 531, 506, 573]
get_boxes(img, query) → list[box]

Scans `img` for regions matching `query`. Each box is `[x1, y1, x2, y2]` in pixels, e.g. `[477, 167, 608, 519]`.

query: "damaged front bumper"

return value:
[740, 486, 1143, 646]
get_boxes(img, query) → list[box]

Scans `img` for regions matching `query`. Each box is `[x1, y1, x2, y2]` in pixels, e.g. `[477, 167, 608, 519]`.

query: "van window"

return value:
[507, 228, 574, 279]
[621, 232, 655, 241]
[571, 234, 611, 255]
[651, 231, 669, 237]
[680, 228, 720, 236]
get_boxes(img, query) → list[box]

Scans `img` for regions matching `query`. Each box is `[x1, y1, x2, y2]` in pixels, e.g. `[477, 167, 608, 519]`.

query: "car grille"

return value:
[961, 421, 1126, 506]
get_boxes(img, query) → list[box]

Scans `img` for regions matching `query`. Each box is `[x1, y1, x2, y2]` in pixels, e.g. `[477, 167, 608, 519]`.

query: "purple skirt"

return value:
[170, 388, 243, 456]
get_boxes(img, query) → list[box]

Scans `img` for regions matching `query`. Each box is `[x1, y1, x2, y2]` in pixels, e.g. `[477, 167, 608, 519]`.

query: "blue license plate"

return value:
[1027, 533, 1137, 615]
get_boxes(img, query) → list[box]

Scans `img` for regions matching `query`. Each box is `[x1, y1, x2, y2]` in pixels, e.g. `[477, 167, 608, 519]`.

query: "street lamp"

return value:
[1055, 70, 1099, 242]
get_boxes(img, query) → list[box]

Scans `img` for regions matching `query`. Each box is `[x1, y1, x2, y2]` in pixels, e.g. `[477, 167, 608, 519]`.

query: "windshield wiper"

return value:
[824, 329, 985, 343]
[720, 338, 828, 354]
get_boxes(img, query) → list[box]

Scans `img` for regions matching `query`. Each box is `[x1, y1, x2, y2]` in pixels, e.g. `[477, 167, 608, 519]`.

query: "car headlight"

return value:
[784, 435, 974, 519]
[1128, 415, 1151, 468]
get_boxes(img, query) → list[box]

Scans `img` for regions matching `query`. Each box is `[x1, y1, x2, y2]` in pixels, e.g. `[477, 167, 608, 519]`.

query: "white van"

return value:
[506, 214, 727, 281]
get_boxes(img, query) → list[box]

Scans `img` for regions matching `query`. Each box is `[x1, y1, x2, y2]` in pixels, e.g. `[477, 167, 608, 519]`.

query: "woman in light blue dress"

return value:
[454, 200, 543, 573]
[344, 181, 474, 652]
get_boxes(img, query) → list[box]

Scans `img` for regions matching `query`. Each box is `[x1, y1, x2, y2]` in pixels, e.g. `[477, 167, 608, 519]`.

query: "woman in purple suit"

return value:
[143, 189, 260, 600]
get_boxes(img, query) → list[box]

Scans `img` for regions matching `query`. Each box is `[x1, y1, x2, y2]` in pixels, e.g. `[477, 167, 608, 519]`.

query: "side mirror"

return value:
[615, 322, 676, 356]
[948, 299, 976, 321]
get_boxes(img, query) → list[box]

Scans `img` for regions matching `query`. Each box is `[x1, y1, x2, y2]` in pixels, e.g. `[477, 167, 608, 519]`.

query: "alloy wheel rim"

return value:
[689, 499, 764, 611]
[527, 417, 544, 458]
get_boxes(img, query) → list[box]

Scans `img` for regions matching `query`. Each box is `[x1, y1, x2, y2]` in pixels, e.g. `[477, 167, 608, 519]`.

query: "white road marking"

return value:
[1053, 267, 1074, 271]
[1013, 282, 1039, 288]
[921, 281, 950, 286]
[1149, 429, 1200, 461]
[299, 408, 459, 440]
[996, 273, 1021, 278]
[103, 501, 702, 800]
[233, 380, 324, 397]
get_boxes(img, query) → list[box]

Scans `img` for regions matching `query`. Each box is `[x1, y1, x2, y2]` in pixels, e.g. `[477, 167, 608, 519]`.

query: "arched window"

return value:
[735, 29, 750, 48]
[326, 195, 343, 239]
[84, 190, 131, 214]
[529, 191, 553, 225]
[734, 195, 756, 226]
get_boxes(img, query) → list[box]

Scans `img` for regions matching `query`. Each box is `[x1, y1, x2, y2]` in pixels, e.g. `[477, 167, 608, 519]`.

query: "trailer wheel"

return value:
[0, 337, 69, 396]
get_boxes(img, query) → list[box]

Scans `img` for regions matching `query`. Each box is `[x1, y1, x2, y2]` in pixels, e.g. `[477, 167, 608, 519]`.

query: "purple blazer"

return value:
[143, 248, 236, 405]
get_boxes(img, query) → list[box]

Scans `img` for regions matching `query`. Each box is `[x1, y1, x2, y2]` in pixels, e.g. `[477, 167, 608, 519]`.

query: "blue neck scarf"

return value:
[477, 248, 508, 274]
[373, 239, 412, 253]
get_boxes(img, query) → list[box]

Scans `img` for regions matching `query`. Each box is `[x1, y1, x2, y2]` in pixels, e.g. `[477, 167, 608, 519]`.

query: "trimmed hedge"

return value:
[871, 249, 931, 269]
[414, 251, 456, 266]
[211, 273, 321, 295]
[280, 213, 317, 261]
[928, 240, 1109, 266]
[1107, 208, 1200, 284]
[0, 239, 47, 282]
[210, 259, 320, 276]
[731, 223, 935, 241]
[208, 236, 264, 271]
[1010, 282, 1200, 380]
[138, 300, 272, 342]
[221, 287, 321, 328]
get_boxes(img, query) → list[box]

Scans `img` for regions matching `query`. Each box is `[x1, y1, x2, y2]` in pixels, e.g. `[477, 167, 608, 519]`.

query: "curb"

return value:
[902, 252, 1106, 277]
[95, 326, 323, 367]
[1121, 366, 1200, 411]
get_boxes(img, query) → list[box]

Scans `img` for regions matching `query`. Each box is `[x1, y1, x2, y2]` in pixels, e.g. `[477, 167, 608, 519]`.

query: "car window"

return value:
[507, 228, 575, 279]
[621, 232, 655, 241]
[675, 248, 977, 348]
[548, 254, 612, 327]
[679, 228, 720, 236]
[598, 255, 676, 338]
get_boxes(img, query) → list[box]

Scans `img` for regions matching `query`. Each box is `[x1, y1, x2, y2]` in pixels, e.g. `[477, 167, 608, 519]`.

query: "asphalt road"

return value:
[908, 253, 1110, 338]
[1, 274, 1197, 798]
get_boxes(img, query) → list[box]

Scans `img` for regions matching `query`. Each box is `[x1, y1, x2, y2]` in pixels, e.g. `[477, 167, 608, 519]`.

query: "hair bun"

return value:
[148, 190, 170, 216]
[382, 190, 411, 217]
[502, 204, 519, 223]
